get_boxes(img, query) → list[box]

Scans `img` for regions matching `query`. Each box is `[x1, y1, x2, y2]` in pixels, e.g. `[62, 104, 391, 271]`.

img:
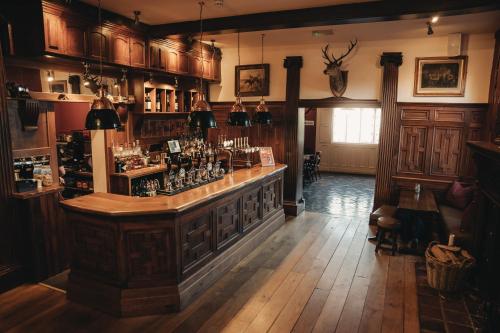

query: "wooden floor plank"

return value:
[311, 221, 367, 333]
[403, 256, 420, 333]
[291, 288, 330, 333]
[268, 219, 349, 333]
[380, 256, 405, 333]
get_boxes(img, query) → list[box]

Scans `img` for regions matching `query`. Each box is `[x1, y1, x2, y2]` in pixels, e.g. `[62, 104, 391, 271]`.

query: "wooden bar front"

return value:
[60, 165, 286, 317]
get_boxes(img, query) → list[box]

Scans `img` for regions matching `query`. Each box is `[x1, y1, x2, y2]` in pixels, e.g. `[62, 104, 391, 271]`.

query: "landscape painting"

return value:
[235, 64, 270, 97]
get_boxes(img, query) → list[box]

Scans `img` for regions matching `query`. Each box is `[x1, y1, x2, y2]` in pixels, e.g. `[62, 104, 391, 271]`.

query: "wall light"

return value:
[47, 70, 54, 82]
[431, 16, 439, 24]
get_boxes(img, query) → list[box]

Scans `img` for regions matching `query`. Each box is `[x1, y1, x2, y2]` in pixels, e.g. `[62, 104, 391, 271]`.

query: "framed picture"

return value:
[49, 80, 68, 93]
[414, 56, 467, 96]
[235, 64, 270, 97]
[259, 147, 275, 167]
[167, 140, 181, 153]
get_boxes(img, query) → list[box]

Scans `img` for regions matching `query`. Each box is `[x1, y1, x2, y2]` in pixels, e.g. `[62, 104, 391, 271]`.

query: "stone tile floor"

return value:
[303, 172, 375, 218]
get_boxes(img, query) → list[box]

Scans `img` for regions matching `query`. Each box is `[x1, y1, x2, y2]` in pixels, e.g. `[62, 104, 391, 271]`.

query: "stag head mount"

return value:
[321, 39, 358, 97]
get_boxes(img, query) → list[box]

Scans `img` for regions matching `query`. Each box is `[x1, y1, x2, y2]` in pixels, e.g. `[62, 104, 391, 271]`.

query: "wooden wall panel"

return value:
[430, 127, 462, 177]
[397, 126, 427, 174]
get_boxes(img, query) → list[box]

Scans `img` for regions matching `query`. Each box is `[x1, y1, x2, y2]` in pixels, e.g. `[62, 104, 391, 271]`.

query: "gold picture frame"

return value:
[413, 56, 467, 97]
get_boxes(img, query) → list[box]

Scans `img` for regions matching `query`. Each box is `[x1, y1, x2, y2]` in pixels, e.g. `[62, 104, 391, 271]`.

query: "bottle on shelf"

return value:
[156, 91, 161, 112]
[145, 93, 152, 112]
[166, 92, 171, 112]
[174, 94, 179, 112]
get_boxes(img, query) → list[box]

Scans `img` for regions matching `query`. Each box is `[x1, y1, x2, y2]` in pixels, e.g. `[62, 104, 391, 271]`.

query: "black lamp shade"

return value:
[254, 111, 273, 125]
[228, 111, 252, 127]
[189, 111, 217, 129]
[85, 97, 121, 130]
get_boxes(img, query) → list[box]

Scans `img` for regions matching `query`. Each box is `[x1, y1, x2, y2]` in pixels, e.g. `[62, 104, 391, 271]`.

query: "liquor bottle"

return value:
[174, 94, 179, 112]
[156, 91, 161, 112]
[166, 92, 170, 112]
[145, 93, 152, 112]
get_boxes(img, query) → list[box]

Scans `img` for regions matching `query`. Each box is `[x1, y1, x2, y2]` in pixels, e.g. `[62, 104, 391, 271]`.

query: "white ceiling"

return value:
[81, 0, 372, 25]
[205, 11, 500, 47]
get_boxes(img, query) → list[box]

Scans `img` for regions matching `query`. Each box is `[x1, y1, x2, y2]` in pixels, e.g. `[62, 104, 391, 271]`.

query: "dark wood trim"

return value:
[487, 30, 500, 142]
[283, 56, 305, 216]
[373, 52, 403, 210]
[299, 97, 380, 108]
[150, 0, 500, 36]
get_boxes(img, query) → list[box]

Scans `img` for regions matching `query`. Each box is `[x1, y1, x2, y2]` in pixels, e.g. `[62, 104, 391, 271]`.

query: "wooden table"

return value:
[397, 190, 439, 254]
[398, 190, 439, 213]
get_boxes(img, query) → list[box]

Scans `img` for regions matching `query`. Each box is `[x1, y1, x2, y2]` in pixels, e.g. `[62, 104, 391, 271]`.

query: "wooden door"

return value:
[130, 38, 146, 67]
[111, 34, 130, 65]
[167, 49, 178, 72]
[88, 28, 110, 62]
[43, 12, 64, 54]
[397, 126, 428, 174]
[65, 19, 86, 57]
[178, 52, 189, 74]
[430, 127, 463, 177]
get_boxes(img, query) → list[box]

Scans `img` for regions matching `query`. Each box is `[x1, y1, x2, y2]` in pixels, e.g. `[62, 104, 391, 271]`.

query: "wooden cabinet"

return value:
[88, 28, 110, 62]
[212, 58, 221, 81]
[149, 42, 166, 70]
[111, 34, 130, 65]
[178, 52, 189, 74]
[43, 12, 65, 54]
[167, 49, 178, 72]
[130, 37, 146, 67]
[189, 56, 202, 77]
[395, 103, 487, 186]
[65, 19, 86, 57]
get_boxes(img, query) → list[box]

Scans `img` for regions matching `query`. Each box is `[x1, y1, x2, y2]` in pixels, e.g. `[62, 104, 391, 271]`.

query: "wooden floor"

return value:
[0, 212, 421, 332]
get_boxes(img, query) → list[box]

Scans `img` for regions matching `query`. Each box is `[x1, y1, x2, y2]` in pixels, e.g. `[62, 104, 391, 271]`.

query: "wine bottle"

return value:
[145, 93, 152, 112]
[156, 91, 161, 112]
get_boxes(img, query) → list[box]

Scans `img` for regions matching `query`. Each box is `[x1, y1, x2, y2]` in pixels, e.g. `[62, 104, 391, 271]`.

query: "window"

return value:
[332, 107, 381, 144]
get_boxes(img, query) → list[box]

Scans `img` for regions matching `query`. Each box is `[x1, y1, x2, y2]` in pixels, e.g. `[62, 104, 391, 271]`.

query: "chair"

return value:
[303, 155, 315, 183]
[375, 216, 401, 256]
[313, 151, 321, 180]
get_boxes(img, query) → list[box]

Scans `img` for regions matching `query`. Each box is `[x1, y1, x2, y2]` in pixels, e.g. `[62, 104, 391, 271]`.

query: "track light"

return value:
[47, 70, 54, 82]
[133, 11, 141, 25]
[426, 22, 434, 35]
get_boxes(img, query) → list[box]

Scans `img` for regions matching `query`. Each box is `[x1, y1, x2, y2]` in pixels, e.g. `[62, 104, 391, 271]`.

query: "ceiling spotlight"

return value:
[431, 16, 439, 24]
[47, 70, 54, 82]
[133, 10, 141, 25]
[426, 22, 434, 35]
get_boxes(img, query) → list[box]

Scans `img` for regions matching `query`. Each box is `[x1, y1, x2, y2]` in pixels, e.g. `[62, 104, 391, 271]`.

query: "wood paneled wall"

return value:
[393, 103, 488, 194]
[488, 30, 500, 142]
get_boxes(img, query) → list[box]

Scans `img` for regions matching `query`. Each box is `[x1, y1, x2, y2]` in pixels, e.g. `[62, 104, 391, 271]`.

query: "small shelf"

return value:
[110, 165, 168, 179]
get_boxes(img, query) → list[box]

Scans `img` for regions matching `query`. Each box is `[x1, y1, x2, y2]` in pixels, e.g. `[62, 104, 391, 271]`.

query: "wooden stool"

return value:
[375, 216, 401, 256]
[370, 204, 397, 224]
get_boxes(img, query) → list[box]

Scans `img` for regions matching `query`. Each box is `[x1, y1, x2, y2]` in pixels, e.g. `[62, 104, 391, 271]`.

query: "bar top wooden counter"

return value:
[61, 164, 286, 217]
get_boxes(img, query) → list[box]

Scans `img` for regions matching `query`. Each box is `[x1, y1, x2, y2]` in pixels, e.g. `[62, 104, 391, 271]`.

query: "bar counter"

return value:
[61, 164, 286, 317]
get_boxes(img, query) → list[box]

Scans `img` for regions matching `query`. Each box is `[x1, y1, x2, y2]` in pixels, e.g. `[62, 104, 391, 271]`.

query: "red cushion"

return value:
[445, 181, 474, 210]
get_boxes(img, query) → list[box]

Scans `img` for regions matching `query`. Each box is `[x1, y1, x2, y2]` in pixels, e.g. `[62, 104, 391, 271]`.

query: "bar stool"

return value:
[369, 204, 397, 224]
[375, 216, 401, 256]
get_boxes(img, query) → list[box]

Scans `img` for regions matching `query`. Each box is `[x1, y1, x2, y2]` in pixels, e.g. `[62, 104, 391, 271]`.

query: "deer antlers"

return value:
[321, 39, 358, 66]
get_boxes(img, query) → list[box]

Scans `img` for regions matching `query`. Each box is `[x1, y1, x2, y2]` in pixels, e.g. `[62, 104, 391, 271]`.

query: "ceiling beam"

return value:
[150, 0, 500, 37]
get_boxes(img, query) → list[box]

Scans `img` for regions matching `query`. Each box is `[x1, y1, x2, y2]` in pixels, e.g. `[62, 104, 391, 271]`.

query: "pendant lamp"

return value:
[228, 31, 251, 127]
[85, 0, 121, 130]
[189, 1, 217, 132]
[254, 34, 272, 125]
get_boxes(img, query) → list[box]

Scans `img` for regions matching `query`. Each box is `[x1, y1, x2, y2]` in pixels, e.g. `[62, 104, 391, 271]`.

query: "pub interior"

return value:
[0, 1, 499, 332]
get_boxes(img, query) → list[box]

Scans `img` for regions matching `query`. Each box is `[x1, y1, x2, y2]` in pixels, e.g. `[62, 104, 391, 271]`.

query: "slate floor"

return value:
[303, 172, 375, 218]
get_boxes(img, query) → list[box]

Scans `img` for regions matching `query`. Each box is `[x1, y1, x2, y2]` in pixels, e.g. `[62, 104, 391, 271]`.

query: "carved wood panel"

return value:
[88, 29, 110, 61]
[431, 127, 463, 177]
[111, 34, 130, 65]
[43, 12, 64, 53]
[130, 38, 146, 68]
[65, 19, 86, 57]
[242, 188, 262, 233]
[181, 213, 213, 272]
[216, 199, 240, 250]
[263, 178, 282, 217]
[72, 222, 117, 280]
[126, 229, 176, 281]
[398, 126, 427, 174]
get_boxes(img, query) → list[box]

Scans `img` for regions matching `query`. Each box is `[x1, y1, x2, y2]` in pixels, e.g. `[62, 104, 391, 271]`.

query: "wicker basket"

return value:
[425, 242, 475, 292]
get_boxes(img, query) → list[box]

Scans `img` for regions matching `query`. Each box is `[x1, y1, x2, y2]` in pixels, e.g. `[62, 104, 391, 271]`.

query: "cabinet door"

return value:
[397, 126, 428, 174]
[430, 127, 463, 177]
[43, 12, 64, 53]
[88, 28, 110, 61]
[212, 58, 221, 81]
[167, 49, 178, 72]
[189, 56, 202, 77]
[65, 19, 86, 57]
[178, 52, 189, 74]
[111, 34, 130, 65]
[149, 43, 166, 70]
[130, 38, 146, 67]
[202, 58, 211, 79]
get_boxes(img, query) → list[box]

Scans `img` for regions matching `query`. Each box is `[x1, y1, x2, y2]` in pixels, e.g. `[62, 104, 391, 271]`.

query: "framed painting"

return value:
[235, 64, 270, 97]
[413, 56, 467, 96]
[49, 80, 68, 94]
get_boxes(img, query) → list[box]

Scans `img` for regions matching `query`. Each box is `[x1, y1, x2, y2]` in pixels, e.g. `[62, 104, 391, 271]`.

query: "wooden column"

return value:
[488, 30, 500, 143]
[373, 52, 403, 210]
[283, 56, 305, 216]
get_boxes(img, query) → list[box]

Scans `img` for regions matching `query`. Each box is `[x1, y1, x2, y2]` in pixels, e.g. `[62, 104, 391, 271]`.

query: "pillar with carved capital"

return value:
[373, 52, 403, 211]
[283, 56, 305, 216]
